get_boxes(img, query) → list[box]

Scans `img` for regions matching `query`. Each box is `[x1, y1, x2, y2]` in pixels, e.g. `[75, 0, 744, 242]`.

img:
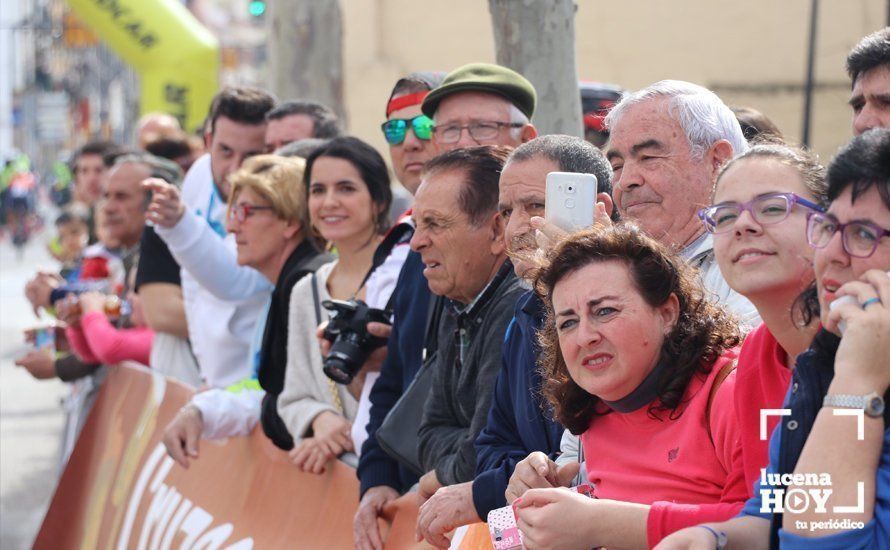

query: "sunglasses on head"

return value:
[380, 115, 434, 145]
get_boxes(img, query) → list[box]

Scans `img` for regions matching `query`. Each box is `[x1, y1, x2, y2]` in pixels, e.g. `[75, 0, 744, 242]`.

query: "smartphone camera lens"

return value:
[567, 185, 575, 194]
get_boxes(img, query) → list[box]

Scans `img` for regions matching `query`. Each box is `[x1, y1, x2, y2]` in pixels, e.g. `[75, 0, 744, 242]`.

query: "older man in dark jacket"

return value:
[410, 146, 524, 548]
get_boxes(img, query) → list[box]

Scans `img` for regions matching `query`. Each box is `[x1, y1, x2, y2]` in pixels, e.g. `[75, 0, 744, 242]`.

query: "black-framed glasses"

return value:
[806, 211, 890, 258]
[698, 192, 824, 234]
[381, 115, 434, 145]
[228, 203, 275, 223]
[431, 121, 524, 144]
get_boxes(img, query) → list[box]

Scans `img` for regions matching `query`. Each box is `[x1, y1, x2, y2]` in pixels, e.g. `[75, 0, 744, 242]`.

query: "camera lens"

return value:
[567, 185, 575, 193]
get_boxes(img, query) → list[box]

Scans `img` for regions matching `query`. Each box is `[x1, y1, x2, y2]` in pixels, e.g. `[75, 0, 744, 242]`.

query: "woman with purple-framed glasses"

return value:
[657, 129, 890, 549]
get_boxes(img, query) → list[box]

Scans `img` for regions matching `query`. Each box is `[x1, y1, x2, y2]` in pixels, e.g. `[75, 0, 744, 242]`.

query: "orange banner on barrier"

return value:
[34, 364, 495, 549]
[35, 364, 361, 549]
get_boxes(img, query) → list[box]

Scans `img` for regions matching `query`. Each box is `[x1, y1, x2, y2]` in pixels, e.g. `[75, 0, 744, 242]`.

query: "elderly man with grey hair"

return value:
[421, 62, 538, 153]
[505, 81, 761, 547]
[603, 79, 756, 322]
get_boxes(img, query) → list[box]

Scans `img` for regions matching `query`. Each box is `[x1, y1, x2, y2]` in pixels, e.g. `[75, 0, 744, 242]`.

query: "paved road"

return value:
[0, 234, 68, 549]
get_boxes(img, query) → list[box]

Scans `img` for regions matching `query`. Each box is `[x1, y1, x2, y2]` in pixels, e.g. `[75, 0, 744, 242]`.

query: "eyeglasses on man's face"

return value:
[806, 211, 890, 259]
[698, 192, 824, 234]
[431, 121, 524, 144]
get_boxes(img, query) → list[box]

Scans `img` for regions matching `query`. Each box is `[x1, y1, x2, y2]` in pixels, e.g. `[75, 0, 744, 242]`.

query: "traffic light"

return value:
[248, 0, 266, 17]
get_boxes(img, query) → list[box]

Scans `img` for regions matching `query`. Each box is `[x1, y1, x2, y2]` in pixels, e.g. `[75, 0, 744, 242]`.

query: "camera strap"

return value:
[356, 220, 414, 310]
[311, 270, 345, 415]
[310, 272, 322, 326]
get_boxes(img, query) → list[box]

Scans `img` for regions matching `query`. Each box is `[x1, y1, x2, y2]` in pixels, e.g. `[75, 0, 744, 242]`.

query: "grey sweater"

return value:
[418, 261, 524, 486]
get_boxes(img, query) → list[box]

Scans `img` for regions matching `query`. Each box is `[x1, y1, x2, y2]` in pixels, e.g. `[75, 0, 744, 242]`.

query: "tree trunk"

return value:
[488, 0, 582, 137]
[267, 0, 347, 125]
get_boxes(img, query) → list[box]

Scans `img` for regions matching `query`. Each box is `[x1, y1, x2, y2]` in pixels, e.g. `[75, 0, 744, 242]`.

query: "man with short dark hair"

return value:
[72, 140, 118, 205]
[411, 146, 524, 547]
[149, 86, 276, 388]
[417, 135, 616, 540]
[847, 27, 890, 136]
[264, 100, 342, 150]
[70, 140, 121, 243]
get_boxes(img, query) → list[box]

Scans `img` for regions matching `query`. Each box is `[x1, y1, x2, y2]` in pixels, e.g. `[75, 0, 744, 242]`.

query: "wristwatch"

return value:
[823, 392, 885, 418]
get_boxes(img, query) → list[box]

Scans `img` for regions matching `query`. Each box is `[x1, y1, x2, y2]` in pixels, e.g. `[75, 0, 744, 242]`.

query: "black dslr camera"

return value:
[321, 299, 392, 384]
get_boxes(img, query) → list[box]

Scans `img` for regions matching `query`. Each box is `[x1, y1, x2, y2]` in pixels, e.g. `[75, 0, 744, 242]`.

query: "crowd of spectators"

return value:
[15, 25, 890, 550]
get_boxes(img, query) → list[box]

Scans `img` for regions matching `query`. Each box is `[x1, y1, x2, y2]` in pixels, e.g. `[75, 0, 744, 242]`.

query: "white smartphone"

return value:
[545, 172, 598, 232]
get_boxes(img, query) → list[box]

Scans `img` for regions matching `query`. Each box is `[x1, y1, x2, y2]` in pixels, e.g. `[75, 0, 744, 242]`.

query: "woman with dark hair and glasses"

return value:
[278, 136, 394, 474]
[658, 129, 890, 549]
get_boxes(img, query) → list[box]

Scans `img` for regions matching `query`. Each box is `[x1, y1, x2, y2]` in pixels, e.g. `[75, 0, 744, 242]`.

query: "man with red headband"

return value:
[381, 73, 444, 194]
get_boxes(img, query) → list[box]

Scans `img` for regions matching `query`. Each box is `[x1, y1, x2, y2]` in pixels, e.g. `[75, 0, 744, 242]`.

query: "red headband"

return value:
[386, 91, 429, 117]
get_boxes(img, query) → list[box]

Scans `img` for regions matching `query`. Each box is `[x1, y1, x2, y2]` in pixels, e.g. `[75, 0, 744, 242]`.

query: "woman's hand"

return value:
[289, 437, 335, 474]
[353, 485, 399, 550]
[513, 487, 598, 550]
[78, 291, 107, 315]
[162, 405, 204, 469]
[311, 410, 354, 456]
[289, 411, 353, 473]
[505, 451, 580, 504]
[828, 269, 890, 393]
[654, 526, 723, 549]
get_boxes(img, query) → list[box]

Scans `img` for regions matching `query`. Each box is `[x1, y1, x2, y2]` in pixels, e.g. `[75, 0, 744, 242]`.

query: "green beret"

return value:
[421, 63, 537, 120]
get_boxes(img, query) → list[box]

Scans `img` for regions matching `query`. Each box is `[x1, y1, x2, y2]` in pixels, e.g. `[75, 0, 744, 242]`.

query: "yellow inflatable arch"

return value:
[67, 0, 219, 132]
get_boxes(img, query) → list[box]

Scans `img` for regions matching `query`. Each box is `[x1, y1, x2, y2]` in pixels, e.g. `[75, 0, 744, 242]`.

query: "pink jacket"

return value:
[66, 311, 153, 366]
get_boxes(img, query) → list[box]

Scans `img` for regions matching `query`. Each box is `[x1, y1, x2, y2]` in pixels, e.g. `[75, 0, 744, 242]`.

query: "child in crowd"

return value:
[49, 207, 90, 281]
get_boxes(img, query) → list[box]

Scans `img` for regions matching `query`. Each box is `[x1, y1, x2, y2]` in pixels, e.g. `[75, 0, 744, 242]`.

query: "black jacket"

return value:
[418, 260, 524, 485]
[258, 239, 330, 450]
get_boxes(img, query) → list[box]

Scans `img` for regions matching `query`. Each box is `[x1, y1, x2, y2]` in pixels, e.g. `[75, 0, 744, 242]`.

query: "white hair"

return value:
[605, 80, 748, 158]
[508, 103, 529, 140]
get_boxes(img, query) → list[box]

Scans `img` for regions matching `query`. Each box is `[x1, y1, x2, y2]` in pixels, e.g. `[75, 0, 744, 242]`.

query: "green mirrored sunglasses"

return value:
[381, 115, 434, 145]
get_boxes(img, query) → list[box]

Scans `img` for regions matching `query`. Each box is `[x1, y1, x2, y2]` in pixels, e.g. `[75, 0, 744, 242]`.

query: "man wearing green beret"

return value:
[422, 63, 539, 152]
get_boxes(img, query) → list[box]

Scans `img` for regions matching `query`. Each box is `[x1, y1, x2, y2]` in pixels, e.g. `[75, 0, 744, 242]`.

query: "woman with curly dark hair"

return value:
[510, 223, 746, 549]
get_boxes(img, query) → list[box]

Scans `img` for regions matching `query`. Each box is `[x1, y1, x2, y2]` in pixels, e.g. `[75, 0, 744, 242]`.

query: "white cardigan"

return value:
[277, 260, 359, 441]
